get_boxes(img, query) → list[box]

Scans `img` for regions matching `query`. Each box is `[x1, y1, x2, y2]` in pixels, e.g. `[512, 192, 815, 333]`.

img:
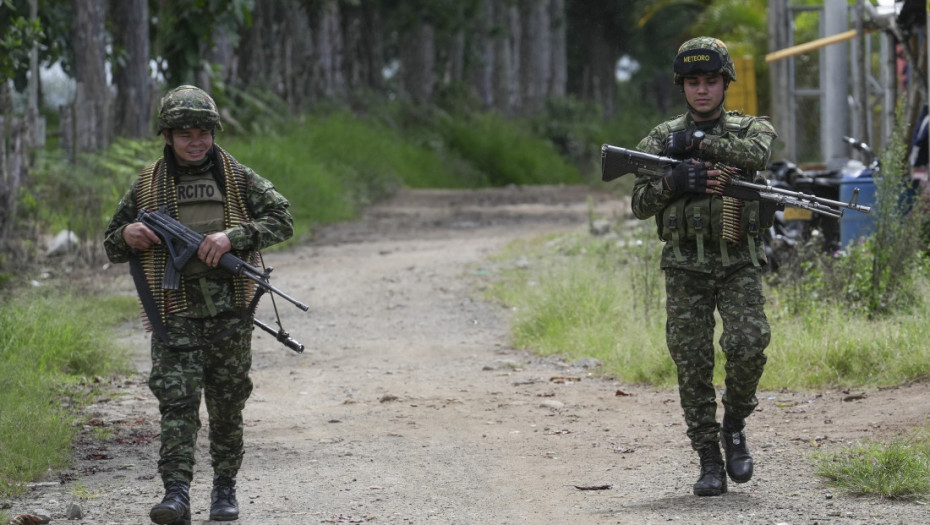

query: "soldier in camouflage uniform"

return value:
[104, 85, 294, 523]
[630, 37, 777, 496]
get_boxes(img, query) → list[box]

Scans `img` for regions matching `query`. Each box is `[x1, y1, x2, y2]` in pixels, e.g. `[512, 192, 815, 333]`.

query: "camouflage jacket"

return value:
[631, 110, 777, 272]
[104, 145, 294, 318]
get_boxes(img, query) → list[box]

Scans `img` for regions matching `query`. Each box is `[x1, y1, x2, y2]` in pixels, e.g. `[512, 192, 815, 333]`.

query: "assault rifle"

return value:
[131, 208, 308, 353]
[600, 144, 872, 219]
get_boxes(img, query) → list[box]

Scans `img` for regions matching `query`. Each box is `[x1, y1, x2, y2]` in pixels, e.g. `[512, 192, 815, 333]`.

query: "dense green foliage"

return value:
[0, 289, 135, 497]
[0, 1, 42, 84]
[223, 109, 583, 243]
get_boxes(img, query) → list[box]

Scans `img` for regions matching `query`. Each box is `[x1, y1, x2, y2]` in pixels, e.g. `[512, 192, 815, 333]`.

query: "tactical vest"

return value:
[176, 172, 226, 278]
[134, 146, 257, 322]
[654, 113, 771, 266]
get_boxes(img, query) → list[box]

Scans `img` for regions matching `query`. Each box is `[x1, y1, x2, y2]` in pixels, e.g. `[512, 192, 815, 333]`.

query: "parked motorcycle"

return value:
[763, 137, 878, 271]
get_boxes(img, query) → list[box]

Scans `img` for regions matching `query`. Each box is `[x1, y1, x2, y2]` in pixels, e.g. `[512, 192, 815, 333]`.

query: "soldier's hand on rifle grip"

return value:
[663, 160, 713, 195]
[199, 232, 232, 268]
[665, 130, 705, 157]
[123, 222, 161, 251]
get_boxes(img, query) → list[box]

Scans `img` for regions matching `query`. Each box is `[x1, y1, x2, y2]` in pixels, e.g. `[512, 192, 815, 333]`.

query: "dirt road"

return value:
[7, 185, 930, 524]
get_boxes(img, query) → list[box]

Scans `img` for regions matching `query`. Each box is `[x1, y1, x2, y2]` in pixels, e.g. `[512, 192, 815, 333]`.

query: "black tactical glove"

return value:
[663, 160, 708, 194]
[665, 130, 705, 157]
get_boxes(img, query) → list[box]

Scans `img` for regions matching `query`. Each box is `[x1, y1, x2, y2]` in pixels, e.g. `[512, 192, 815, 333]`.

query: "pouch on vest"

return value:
[658, 199, 686, 262]
[684, 196, 711, 263]
[741, 200, 764, 267]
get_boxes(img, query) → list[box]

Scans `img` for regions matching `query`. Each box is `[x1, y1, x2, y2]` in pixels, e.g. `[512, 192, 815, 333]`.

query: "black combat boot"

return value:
[693, 445, 727, 496]
[721, 417, 754, 483]
[149, 481, 191, 525]
[210, 475, 240, 521]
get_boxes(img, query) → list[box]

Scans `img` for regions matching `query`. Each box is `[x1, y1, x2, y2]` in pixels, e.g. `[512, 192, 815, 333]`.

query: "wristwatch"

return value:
[692, 130, 706, 148]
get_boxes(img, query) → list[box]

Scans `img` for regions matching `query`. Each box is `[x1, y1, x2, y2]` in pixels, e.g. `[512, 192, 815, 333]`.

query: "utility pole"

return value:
[27, 0, 43, 150]
[856, 2, 869, 147]
[823, 0, 849, 167]
[768, 0, 792, 160]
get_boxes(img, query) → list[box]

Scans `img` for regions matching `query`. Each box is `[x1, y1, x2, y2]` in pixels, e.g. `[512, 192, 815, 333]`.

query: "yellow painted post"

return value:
[728, 55, 758, 116]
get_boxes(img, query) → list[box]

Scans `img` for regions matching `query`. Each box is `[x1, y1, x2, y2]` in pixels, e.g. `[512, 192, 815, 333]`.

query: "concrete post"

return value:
[768, 0, 793, 159]
[822, 0, 849, 166]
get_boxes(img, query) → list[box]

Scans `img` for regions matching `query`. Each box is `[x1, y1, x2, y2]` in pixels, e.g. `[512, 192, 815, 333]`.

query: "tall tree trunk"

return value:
[341, 2, 384, 99]
[448, 29, 466, 85]
[110, 0, 151, 138]
[237, 0, 275, 91]
[575, 22, 618, 117]
[548, 0, 566, 99]
[400, 22, 436, 105]
[311, 2, 347, 101]
[205, 26, 235, 89]
[469, 0, 495, 108]
[0, 83, 15, 250]
[565, 3, 625, 117]
[493, 3, 520, 114]
[276, 5, 312, 109]
[71, 0, 109, 154]
[519, 0, 550, 114]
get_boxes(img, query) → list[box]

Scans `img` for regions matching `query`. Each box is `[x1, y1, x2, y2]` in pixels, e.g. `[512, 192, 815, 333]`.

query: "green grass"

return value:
[482, 231, 930, 390]
[484, 232, 674, 386]
[815, 431, 930, 500]
[764, 303, 930, 389]
[0, 288, 135, 498]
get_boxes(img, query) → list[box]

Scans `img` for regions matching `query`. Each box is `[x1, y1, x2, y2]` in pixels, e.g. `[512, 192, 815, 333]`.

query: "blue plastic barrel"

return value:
[839, 177, 876, 248]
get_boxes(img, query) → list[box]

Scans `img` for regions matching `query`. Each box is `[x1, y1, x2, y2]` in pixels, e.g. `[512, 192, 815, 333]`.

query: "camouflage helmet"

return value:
[673, 36, 737, 84]
[156, 85, 222, 134]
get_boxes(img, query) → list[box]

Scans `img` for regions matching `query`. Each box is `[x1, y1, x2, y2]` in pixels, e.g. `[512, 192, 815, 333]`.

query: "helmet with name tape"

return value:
[673, 36, 737, 85]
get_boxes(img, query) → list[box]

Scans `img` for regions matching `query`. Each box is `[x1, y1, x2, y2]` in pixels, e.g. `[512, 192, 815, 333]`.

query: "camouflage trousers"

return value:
[664, 263, 770, 451]
[149, 313, 254, 485]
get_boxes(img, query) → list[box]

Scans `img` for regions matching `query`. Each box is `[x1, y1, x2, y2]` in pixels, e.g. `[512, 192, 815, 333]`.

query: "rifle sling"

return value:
[129, 254, 170, 344]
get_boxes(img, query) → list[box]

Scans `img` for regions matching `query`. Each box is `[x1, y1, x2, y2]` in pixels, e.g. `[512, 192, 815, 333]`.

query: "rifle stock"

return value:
[600, 144, 871, 218]
[600, 144, 673, 182]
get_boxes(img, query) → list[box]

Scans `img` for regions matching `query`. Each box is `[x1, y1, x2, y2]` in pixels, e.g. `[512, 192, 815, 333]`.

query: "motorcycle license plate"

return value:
[783, 207, 813, 221]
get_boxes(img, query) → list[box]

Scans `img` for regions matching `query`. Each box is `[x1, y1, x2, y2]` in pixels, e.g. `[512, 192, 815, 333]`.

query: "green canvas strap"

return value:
[668, 205, 684, 261]
[693, 208, 705, 263]
[198, 276, 219, 317]
[747, 207, 760, 267]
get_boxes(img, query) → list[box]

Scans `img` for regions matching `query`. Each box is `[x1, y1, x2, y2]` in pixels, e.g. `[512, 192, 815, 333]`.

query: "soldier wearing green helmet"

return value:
[156, 84, 224, 134]
[104, 85, 295, 524]
[629, 37, 777, 497]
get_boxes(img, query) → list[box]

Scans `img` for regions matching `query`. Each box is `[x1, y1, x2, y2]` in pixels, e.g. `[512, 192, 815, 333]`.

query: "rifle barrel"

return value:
[237, 266, 309, 311]
[253, 318, 305, 353]
[730, 179, 871, 215]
